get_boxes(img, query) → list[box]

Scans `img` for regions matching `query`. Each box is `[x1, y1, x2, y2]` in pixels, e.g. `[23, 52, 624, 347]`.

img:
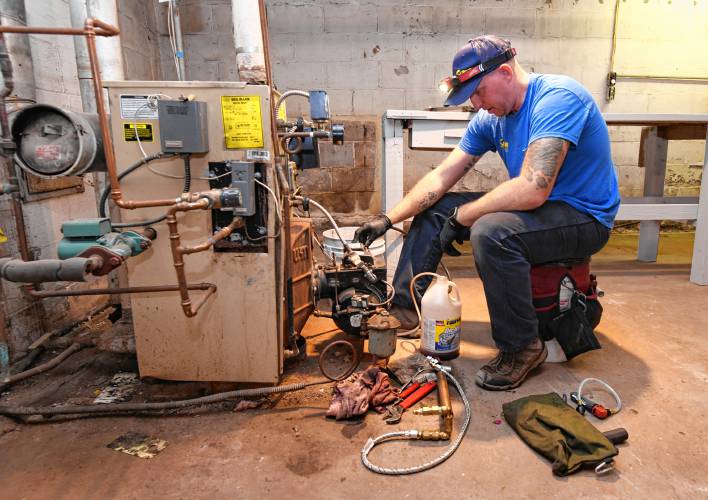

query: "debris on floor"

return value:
[93, 372, 140, 404]
[0, 415, 18, 436]
[106, 432, 167, 459]
[233, 398, 267, 412]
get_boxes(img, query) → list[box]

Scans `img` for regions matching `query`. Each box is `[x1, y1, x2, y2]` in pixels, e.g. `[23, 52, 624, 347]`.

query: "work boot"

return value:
[389, 304, 420, 338]
[475, 337, 547, 391]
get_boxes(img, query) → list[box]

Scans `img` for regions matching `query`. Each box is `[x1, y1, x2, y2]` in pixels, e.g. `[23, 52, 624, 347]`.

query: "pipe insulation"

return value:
[0, 257, 93, 283]
[232, 0, 265, 83]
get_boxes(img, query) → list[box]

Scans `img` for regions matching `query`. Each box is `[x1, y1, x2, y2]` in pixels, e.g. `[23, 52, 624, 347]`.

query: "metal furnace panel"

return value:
[104, 82, 282, 383]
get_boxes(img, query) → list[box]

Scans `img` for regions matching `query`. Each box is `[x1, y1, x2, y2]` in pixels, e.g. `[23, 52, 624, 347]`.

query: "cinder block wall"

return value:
[158, 0, 707, 216]
[0, 0, 162, 358]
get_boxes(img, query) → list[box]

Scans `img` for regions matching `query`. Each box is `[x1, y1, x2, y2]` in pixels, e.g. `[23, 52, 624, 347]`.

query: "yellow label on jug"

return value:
[220, 95, 264, 149]
[422, 317, 461, 352]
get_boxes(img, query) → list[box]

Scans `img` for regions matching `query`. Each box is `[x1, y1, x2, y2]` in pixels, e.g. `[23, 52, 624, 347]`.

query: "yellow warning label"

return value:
[277, 100, 287, 122]
[0, 227, 7, 244]
[221, 96, 264, 149]
[123, 123, 154, 142]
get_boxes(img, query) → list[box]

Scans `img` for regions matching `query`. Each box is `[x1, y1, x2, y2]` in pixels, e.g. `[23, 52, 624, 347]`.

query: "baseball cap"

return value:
[441, 36, 516, 106]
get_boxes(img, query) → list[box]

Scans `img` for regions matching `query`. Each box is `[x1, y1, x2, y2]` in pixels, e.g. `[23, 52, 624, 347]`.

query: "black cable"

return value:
[99, 153, 176, 228]
[182, 154, 191, 193]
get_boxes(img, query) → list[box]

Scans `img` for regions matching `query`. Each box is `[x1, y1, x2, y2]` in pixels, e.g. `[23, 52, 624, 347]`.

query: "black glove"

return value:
[354, 214, 392, 247]
[439, 206, 470, 257]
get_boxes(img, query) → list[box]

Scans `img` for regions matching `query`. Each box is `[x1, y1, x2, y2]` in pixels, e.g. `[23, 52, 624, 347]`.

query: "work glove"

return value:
[354, 214, 392, 247]
[439, 206, 470, 257]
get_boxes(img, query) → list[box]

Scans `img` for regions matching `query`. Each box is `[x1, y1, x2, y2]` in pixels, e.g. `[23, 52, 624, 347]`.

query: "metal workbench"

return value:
[381, 110, 708, 285]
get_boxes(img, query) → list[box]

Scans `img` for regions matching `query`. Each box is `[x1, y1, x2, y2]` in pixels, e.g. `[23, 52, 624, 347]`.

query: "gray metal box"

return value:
[228, 160, 255, 216]
[157, 100, 209, 153]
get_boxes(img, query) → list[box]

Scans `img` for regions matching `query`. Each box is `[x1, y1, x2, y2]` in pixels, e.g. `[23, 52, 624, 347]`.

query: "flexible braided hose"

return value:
[361, 360, 471, 475]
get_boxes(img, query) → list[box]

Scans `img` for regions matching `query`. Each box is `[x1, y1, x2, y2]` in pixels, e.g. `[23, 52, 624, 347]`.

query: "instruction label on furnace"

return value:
[119, 94, 158, 120]
[123, 123, 154, 142]
[220, 96, 264, 149]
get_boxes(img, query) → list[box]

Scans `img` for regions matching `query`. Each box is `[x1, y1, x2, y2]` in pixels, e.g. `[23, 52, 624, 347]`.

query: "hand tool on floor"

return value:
[384, 373, 437, 424]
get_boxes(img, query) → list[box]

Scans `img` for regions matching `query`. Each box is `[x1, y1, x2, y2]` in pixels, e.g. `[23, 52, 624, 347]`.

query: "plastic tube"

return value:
[577, 378, 622, 414]
[396, 272, 441, 338]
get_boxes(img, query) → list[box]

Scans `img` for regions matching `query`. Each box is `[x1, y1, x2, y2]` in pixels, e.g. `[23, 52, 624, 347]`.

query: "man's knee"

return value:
[470, 212, 509, 248]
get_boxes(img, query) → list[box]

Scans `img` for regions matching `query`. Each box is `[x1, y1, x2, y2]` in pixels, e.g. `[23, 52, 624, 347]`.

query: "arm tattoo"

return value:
[463, 155, 482, 174]
[418, 191, 439, 211]
[522, 138, 568, 190]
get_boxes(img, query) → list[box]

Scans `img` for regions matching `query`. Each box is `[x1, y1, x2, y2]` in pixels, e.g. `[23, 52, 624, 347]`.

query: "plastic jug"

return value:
[420, 275, 461, 360]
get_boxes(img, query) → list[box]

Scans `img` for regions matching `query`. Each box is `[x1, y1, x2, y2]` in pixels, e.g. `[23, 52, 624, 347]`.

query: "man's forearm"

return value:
[455, 176, 545, 226]
[385, 169, 448, 224]
[456, 137, 569, 226]
[385, 149, 483, 224]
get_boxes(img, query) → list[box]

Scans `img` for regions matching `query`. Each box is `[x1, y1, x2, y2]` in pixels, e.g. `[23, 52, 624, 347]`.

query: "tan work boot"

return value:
[389, 304, 420, 337]
[475, 337, 547, 391]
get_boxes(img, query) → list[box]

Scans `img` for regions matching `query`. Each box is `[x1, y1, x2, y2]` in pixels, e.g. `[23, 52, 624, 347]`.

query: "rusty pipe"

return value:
[0, 30, 14, 142]
[26, 282, 216, 298]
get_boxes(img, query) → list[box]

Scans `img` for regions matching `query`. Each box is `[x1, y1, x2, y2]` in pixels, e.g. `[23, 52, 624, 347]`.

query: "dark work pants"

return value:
[391, 192, 611, 352]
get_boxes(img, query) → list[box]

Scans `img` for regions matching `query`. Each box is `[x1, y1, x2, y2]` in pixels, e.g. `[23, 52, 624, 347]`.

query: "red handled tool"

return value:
[384, 379, 437, 424]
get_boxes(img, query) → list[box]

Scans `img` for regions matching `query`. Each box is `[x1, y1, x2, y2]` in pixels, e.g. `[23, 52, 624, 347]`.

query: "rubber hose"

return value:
[0, 379, 332, 417]
[361, 360, 472, 475]
[0, 343, 84, 391]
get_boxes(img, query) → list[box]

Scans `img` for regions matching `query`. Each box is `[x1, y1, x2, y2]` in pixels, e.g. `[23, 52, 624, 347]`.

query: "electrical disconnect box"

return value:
[226, 161, 255, 216]
[157, 99, 209, 153]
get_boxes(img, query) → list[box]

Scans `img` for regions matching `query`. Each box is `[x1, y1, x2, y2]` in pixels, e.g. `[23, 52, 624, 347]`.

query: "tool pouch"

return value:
[531, 260, 602, 359]
[502, 392, 618, 476]
[548, 293, 602, 360]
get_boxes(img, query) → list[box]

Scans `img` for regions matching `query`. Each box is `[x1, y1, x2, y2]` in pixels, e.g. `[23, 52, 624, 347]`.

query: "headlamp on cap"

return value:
[439, 47, 517, 95]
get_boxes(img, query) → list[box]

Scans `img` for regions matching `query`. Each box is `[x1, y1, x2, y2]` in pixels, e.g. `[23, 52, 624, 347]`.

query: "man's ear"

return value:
[497, 63, 514, 81]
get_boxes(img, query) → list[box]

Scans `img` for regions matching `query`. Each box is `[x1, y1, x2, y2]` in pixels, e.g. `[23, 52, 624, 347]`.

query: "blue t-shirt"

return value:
[459, 74, 620, 228]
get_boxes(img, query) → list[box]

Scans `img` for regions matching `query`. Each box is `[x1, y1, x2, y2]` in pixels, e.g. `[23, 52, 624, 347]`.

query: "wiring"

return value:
[132, 93, 174, 159]
[255, 178, 282, 223]
[167, 0, 180, 77]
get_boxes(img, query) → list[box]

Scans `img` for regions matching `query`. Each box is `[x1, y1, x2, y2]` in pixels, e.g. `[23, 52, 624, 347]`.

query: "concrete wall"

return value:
[154, 0, 706, 218]
[119, 0, 163, 80]
[0, 0, 161, 359]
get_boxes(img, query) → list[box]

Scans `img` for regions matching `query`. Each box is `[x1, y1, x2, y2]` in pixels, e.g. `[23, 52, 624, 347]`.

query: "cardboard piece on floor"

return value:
[107, 432, 167, 459]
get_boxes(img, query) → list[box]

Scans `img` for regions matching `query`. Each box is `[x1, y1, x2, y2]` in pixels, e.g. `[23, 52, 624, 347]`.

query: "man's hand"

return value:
[354, 214, 392, 247]
[439, 207, 470, 257]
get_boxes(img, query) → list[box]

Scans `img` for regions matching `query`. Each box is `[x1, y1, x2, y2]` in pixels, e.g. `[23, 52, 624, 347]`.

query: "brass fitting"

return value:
[413, 405, 451, 416]
[410, 370, 454, 441]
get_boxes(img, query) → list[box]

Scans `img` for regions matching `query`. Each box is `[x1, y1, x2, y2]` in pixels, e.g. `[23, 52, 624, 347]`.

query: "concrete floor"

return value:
[1, 232, 707, 499]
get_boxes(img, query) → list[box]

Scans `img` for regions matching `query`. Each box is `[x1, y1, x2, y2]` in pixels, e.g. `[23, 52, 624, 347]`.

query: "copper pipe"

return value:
[415, 370, 453, 441]
[0, 26, 87, 36]
[181, 217, 243, 255]
[26, 282, 216, 298]
[165, 200, 242, 317]
[0, 20, 177, 211]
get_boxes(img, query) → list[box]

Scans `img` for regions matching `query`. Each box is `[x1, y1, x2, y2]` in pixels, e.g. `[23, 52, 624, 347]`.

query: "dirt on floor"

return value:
[0, 232, 707, 499]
